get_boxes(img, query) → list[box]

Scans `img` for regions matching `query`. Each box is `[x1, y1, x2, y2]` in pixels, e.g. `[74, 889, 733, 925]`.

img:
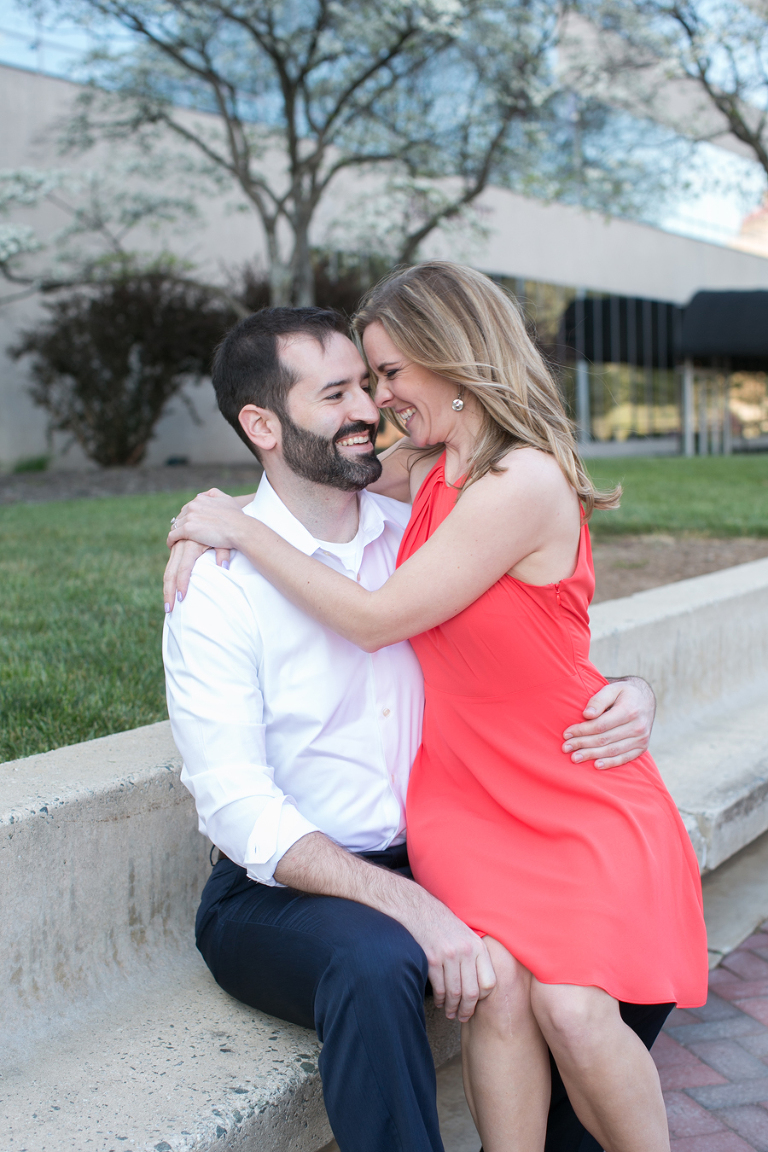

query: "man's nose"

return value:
[349, 390, 381, 423]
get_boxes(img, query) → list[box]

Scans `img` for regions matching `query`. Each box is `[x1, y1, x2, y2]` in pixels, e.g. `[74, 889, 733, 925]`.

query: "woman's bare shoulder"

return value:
[473, 446, 573, 504]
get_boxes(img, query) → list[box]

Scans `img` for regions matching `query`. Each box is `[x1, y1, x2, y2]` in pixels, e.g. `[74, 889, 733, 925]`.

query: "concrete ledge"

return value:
[0, 723, 208, 1044]
[0, 726, 459, 1152]
[2, 947, 458, 1152]
[590, 558, 768, 873]
[654, 689, 768, 872]
[590, 556, 768, 732]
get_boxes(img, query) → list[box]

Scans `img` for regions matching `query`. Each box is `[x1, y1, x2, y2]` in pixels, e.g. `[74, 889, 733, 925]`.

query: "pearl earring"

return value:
[452, 388, 465, 412]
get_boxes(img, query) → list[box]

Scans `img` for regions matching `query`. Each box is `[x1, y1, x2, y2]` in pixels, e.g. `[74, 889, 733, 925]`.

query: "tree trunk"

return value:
[269, 260, 294, 306]
[291, 219, 315, 307]
[265, 225, 294, 306]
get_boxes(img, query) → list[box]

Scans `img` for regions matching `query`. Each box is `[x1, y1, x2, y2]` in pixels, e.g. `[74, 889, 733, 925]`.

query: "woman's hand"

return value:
[167, 488, 249, 551]
[164, 540, 231, 611]
[163, 489, 251, 611]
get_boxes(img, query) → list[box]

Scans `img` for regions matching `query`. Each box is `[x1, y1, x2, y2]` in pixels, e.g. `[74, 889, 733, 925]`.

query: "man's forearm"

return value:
[274, 831, 497, 1022]
[274, 831, 427, 927]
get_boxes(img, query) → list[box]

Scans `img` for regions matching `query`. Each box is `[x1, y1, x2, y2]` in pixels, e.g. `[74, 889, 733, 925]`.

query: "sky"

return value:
[0, 0, 765, 253]
[0, 3, 92, 77]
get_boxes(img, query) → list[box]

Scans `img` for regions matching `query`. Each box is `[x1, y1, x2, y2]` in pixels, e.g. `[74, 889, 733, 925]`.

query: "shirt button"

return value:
[382, 708, 391, 717]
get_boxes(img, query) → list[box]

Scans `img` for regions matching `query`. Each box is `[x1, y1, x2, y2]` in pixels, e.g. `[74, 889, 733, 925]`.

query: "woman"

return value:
[166, 262, 708, 1151]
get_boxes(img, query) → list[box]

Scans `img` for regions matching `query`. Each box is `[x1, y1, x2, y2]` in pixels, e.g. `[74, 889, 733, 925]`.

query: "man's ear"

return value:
[239, 405, 281, 453]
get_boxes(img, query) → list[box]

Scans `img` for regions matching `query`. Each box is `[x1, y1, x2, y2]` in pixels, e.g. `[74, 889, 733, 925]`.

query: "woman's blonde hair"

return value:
[353, 261, 620, 519]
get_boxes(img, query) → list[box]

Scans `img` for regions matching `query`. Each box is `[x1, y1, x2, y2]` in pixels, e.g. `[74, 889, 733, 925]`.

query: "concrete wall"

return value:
[590, 558, 768, 736]
[0, 723, 208, 1052]
[442, 186, 768, 304]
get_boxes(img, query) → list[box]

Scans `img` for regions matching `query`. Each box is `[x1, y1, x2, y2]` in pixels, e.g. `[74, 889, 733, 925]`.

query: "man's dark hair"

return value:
[212, 306, 348, 456]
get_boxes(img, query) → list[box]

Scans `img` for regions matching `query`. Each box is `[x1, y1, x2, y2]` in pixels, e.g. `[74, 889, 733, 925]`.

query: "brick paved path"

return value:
[653, 922, 768, 1150]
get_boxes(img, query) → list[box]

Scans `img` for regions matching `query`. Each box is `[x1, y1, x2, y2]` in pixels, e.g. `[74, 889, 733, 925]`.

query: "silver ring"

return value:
[170, 516, 178, 528]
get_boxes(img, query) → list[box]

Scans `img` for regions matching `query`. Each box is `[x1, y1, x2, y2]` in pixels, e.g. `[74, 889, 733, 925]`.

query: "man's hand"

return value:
[562, 676, 656, 770]
[397, 888, 497, 1025]
[275, 832, 496, 1023]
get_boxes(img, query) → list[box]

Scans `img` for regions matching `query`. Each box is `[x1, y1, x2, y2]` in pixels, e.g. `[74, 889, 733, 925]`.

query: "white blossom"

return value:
[0, 224, 42, 264]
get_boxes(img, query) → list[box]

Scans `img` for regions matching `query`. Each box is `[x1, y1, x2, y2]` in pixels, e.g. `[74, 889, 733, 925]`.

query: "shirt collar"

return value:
[245, 473, 394, 569]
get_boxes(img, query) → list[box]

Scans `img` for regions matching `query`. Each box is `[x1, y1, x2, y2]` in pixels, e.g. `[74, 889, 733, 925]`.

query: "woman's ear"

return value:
[239, 405, 281, 453]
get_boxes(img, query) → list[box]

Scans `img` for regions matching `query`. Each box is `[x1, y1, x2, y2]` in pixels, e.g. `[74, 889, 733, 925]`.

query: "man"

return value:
[163, 306, 668, 1152]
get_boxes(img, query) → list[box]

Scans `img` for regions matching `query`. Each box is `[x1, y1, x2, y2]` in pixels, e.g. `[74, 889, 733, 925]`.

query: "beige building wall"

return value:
[2, 63, 768, 470]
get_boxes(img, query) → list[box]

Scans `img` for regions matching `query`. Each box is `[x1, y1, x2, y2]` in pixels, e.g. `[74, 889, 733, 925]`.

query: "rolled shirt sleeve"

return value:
[163, 558, 320, 885]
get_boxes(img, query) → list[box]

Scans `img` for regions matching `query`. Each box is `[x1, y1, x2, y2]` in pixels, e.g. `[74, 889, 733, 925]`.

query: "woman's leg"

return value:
[530, 980, 670, 1152]
[461, 937, 551, 1152]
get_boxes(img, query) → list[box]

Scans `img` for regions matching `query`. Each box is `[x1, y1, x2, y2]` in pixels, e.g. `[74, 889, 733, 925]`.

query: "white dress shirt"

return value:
[163, 475, 424, 886]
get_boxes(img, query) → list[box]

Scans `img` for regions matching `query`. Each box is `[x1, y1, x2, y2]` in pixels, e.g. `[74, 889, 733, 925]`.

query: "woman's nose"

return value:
[374, 381, 393, 406]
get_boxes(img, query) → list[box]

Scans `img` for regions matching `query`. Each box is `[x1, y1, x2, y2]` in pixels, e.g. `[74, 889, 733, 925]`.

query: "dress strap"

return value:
[411, 450, 447, 509]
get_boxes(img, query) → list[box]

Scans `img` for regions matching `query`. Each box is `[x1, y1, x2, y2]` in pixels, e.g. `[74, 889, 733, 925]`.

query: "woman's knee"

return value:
[531, 981, 620, 1055]
[470, 939, 534, 1034]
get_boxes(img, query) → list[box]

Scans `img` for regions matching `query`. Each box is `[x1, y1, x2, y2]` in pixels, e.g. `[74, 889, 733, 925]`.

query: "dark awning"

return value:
[681, 291, 768, 358]
[561, 296, 679, 368]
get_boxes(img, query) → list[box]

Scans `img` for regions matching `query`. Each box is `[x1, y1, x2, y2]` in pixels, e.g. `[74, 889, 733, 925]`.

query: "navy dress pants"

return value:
[195, 844, 672, 1152]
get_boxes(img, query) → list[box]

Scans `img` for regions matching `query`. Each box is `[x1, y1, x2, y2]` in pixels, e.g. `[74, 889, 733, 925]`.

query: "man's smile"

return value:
[336, 432, 373, 451]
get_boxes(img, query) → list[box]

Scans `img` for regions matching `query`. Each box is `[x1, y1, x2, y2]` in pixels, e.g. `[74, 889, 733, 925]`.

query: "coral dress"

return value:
[398, 454, 708, 1008]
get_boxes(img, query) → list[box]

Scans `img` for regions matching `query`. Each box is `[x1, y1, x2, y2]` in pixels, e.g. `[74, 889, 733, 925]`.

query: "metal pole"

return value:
[683, 359, 695, 456]
[610, 294, 621, 444]
[712, 368, 722, 455]
[575, 289, 591, 448]
[576, 360, 591, 448]
[723, 361, 733, 455]
[593, 295, 604, 442]
[699, 374, 709, 456]
[627, 299, 638, 436]
[643, 298, 654, 436]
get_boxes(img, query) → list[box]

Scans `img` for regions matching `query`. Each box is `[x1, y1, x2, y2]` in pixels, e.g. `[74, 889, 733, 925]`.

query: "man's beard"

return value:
[280, 414, 383, 491]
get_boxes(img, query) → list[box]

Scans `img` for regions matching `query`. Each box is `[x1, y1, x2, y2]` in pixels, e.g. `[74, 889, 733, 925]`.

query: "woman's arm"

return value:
[232, 492, 256, 509]
[363, 436, 422, 502]
[167, 451, 575, 650]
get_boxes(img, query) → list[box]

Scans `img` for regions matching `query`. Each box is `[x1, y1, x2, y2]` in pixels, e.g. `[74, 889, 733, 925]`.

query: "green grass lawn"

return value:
[0, 486, 254, 763]
[1, 455, 766, 762]
[587, 455, 768, 537]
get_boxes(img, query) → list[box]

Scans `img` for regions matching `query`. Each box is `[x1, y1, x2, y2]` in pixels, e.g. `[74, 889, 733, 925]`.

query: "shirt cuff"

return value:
[244, 798, 320, 886]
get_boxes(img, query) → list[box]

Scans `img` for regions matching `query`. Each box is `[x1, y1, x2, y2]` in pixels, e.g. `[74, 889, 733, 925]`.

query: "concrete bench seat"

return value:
[4, 944, 456, 1152]
[654, 689, 768, 872]
[590, 557, 768, 874]
[0, 725, 458, 1152]
[3, 557, 768, 1150]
